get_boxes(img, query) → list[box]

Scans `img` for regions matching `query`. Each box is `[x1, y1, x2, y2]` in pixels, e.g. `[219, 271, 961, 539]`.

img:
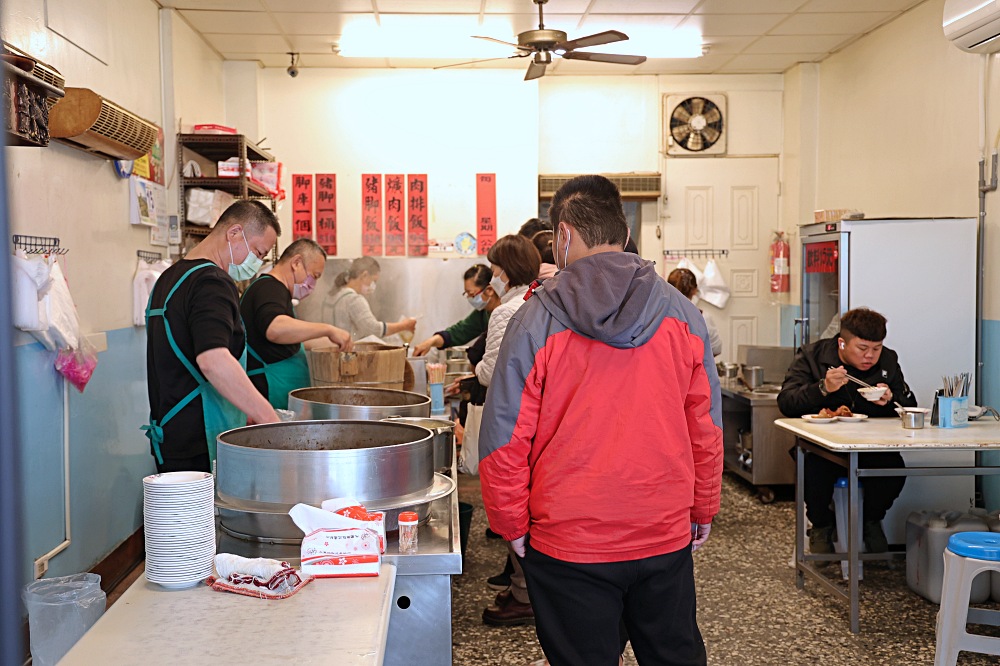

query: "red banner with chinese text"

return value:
[476, 173, 497, 255]
[384, 174, 406, 256]
[407, 174, 428, 257]
[292, 174, 313, 240]
[361, 174, 383, 256]
[315, 174, 337, 255]
[805, 241, 838, 274]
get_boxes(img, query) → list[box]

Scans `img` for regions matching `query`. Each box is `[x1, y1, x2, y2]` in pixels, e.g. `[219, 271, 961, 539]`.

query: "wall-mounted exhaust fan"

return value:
[438, 0, 646, 81]
[665, 94, 727, 156]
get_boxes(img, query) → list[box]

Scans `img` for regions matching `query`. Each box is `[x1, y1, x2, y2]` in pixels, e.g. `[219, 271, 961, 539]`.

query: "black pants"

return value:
[155, 453, 211, 474]
[804, 450, 906, 528]
[521, 542, 706, 666]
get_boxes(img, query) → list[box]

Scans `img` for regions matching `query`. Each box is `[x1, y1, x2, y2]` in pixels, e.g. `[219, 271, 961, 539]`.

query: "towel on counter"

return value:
[206, 554, 309, 600]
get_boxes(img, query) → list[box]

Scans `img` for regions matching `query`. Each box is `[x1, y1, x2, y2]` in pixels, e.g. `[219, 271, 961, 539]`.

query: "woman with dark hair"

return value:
[532, 230, 557, 279]
[412, 264, 501, 356]
[477, 234, 541, 387]
[668, 267, 723, 358]
[322, 256, 416, 341]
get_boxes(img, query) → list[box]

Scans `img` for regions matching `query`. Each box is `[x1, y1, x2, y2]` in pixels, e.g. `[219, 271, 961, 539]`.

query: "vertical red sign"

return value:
[476, 173, 497, 255]
[407, 174, 428, 257]
[315, 174, 337, 255]
[361, 174, 383, 256]
[292, 174, 313, 240]
[384, 174, 406, 256]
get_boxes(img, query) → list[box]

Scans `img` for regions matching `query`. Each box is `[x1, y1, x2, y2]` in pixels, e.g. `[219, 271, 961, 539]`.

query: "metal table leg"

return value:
[848, 451, 860, 634]
[796, 441, 805, 590]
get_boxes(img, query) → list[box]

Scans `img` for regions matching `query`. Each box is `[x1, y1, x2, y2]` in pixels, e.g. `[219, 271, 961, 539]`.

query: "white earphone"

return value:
[839, 341, 845, 349]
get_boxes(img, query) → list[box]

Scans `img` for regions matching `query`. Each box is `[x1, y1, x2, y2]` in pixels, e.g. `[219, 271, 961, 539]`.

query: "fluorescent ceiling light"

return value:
[339, 15, 515, 59]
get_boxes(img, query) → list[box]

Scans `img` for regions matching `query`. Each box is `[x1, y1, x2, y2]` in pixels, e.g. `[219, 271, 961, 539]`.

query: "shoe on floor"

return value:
[482, 591, 534, 627]
[863, 520, 889, 553]
[485, 527, 502, 540]
[809, 525, 834, 554]
[487, 555, 515, 590]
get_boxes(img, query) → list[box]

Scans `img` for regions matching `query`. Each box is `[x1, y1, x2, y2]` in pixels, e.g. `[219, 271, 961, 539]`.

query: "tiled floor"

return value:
[108, 472, 1000, 665]
[452, 472, 1000, 666]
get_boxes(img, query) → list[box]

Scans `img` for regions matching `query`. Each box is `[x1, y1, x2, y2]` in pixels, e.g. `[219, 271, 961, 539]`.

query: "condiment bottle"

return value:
[398, 511, 419, 554]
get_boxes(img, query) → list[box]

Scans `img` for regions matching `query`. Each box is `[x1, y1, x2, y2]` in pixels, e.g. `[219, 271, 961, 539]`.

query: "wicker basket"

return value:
[306, 343, 407, 390]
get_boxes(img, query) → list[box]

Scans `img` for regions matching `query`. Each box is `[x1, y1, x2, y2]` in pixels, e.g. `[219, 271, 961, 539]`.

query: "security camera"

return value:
[286, 52, 299, 79]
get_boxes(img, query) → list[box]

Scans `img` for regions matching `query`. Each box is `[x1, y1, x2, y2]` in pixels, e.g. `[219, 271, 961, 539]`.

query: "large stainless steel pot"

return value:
[215, 420, 455, 539]
[217, 420, 435, 504]
[288, 386, 431, 420]
[381, 416, 455, 474]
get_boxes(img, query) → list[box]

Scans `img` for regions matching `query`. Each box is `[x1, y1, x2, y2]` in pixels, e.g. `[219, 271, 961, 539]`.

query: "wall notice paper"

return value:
[292, 174, 313, 240]
[129, 176, 164, 228]
[289, 503, 382, 578]
[407, 174, 428, 257]
[476, 173, 497, 255]
[362, 174, 383, 256]
[315, 173, 337, 255]
[384, 174, 406, 256]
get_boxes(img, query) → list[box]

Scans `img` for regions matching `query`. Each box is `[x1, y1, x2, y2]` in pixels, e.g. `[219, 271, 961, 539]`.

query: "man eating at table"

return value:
[777, 307, 917, 554]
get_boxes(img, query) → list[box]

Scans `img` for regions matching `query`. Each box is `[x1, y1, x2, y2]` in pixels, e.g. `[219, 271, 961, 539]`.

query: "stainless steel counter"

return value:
[217, 478, 461, 666]
[720, 378, 795, 500]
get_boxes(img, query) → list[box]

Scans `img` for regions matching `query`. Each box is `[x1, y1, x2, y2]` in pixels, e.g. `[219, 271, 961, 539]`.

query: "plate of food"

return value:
[836, 413, 869, 422]
[802, 414, 837, 423]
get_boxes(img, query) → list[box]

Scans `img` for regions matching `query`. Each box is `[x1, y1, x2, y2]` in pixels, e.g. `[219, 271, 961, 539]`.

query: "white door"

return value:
[663, 157, 780, 362]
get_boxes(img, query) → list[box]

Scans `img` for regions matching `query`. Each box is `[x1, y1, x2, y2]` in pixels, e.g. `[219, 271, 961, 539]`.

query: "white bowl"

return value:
[858, 386, 887, 401]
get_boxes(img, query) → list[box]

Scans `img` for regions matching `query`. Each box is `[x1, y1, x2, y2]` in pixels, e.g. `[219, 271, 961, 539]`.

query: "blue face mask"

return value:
[467, 290, 487, 311]
[228, 229, 263, 281]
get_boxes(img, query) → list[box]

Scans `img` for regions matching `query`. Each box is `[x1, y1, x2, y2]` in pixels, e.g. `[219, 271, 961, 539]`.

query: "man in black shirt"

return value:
[240, 238, 352, 409]
[778, 307, 917, 553]
[144, 200, 281, 473]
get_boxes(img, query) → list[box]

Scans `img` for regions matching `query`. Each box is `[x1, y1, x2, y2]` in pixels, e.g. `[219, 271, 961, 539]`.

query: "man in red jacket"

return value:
[479, 175, 723, 666]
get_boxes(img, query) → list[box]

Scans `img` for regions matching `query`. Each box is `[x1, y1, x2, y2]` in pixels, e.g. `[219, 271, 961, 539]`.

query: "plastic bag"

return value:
[55, 337, 98, 392]
[22, 573, 106, 666]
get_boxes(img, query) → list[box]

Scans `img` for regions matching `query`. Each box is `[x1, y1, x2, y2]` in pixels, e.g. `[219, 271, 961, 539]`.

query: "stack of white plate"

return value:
[143, 471, 215, 589]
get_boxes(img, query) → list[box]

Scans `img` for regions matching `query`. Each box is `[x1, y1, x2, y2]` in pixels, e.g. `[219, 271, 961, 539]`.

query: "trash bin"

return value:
[458, 501, 474, 566]
[22, 573, 106, 666]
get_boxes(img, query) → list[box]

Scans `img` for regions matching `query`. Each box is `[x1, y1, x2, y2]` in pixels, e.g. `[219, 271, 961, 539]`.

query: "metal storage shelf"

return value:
[177, 133, 277, 255]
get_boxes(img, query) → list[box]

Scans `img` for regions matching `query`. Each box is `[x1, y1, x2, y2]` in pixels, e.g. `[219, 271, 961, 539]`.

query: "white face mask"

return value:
[490, 273, 507, 299]
[228, 229, 263, 281]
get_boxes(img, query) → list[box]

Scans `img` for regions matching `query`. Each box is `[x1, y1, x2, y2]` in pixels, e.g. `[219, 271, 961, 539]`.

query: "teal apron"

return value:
[141, 262, 247, 468]
[241, 274, 311, 411]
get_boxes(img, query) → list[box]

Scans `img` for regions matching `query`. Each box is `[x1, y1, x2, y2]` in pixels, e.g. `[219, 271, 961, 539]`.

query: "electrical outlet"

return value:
[34, 558, 47, 579]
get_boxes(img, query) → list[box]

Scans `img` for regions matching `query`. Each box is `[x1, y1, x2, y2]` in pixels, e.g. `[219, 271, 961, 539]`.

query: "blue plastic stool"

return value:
[934, 532, 1000, 665]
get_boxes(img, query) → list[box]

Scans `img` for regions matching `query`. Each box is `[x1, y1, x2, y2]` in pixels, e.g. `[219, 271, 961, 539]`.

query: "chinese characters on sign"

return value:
[361, 174, 383, 256]
[805, 241, 838, 274]
[292, 174, 313, 240]
[407, 174, 428, 257]
[476, 173, 496, 255]
[384, 174, 406, 256]
[315, 174, 337, 256]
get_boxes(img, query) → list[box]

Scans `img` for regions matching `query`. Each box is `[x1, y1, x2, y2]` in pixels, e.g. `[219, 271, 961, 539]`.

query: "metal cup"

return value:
[902, 411, 925, 429]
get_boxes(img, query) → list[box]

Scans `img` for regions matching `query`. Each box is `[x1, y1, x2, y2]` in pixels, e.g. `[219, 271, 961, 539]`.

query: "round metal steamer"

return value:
[215, 420, 453, 542]
[381, 416, 455, 474]
[288, 386, 431, 420]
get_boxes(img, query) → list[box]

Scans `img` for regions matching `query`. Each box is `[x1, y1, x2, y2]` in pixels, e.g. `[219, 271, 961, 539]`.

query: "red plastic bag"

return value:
[55, 338, 98, 392]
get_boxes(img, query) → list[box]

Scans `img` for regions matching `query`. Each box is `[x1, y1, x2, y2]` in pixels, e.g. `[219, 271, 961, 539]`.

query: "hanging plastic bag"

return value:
[11, 250, 51, 331]
[700, 259, 731, 309]
[55, 336, 98, 393]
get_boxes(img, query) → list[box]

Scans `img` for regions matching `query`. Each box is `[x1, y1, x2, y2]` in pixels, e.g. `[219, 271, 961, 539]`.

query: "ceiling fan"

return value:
[438, 0, 647, 81]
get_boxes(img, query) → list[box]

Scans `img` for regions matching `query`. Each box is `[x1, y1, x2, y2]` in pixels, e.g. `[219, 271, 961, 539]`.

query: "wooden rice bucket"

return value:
[306, 343, 408, 390]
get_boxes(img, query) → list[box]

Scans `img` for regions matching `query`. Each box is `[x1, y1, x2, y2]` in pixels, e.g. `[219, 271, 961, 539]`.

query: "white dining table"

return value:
[774, 417, 1000, 634]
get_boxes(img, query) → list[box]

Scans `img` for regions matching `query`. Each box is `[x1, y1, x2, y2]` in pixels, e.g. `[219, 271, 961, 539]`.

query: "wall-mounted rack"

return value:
[662, 248, 729, 260]
[12, 235, 67, 255]
[137, 250, 163, 263]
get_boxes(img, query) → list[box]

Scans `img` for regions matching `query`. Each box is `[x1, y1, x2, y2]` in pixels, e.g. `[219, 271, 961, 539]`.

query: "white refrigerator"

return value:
[799, 217, 978, 543]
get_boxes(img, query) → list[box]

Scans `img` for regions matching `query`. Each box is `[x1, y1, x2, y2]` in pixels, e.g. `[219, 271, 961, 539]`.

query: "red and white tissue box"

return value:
[321, 499, 386, 553]
[299, 527, 381, 578]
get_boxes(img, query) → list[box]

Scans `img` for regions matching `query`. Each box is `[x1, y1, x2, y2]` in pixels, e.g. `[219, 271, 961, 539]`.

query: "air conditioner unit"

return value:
[538, 173, 662, 199]
[944, 0, 1000, 53]
[49, 87, 158, 160]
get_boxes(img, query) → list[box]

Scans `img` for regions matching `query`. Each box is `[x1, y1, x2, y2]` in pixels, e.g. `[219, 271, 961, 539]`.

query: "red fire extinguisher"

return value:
[769, 230, 790, 295]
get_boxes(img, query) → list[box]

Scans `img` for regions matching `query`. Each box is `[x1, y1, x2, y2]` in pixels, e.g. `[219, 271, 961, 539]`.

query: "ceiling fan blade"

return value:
[525, 60, 547, 81]
[473, 35, 533, 52]
[555, 30, 627, 52]
[560, 51, 646, 66]
[433, 53, 530, 70]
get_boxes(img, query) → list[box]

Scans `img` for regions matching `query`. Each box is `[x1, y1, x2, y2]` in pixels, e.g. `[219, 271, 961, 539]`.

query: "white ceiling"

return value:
[157, 0, 929, 76]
